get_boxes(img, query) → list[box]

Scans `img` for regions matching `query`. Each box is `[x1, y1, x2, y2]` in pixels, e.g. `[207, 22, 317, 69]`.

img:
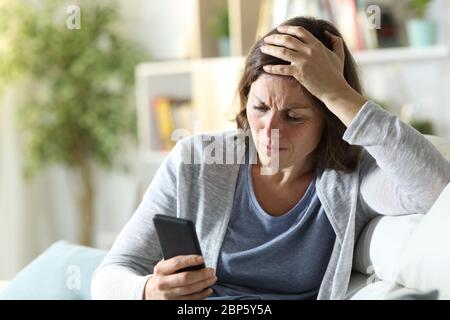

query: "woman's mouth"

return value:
[264, 145, 287, 153]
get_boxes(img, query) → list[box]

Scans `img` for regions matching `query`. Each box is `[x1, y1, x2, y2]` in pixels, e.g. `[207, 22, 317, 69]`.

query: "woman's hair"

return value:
[235, 16, 363, 173]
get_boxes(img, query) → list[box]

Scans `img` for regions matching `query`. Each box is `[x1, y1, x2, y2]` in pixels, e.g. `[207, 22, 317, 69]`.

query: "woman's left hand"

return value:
[261, 25, 350, 104]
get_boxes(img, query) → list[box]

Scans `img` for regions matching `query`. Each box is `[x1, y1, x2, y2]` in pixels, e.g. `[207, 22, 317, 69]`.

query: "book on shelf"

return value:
[149, 96, 195, 151]
[256, 0, 380, 51]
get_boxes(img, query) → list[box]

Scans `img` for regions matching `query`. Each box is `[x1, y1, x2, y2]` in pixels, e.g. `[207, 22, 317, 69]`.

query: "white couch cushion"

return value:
[350, 280, 411, 300]
[350, 280, 438, 300]
[396, 182, 450, 299]
[353, 214, 423, 280]
[345, 272, 371, 299]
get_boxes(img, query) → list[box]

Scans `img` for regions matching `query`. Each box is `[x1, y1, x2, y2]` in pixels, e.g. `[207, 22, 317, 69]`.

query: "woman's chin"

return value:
[257, 152, 288, 167]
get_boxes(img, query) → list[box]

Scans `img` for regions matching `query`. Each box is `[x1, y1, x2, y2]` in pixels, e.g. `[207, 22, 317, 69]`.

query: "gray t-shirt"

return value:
[208, 153, 335, 300]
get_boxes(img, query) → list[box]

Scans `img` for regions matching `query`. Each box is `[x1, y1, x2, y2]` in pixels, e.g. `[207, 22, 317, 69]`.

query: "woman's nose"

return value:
[263, 112, 283, 138]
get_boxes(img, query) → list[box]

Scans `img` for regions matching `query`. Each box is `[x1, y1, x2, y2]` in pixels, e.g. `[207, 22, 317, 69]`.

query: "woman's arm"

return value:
[91, 139, 184, 299]
[91, 265, 152, 300]
[344, 100, 450, 215]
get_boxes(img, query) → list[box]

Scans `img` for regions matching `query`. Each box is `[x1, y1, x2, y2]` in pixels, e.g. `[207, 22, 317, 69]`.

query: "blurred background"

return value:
[0, 0, 449, 280]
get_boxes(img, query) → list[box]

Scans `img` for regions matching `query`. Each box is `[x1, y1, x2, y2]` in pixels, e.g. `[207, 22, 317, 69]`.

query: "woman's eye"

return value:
[287, 115, 304, 122]
[253, 105, 268, 112]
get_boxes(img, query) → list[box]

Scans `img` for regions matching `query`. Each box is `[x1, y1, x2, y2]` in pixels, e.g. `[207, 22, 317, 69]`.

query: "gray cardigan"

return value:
[91, 100, 450, 300]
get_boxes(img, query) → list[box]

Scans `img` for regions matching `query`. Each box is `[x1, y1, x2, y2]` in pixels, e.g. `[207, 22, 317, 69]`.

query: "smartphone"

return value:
[152, 214, 206, 273]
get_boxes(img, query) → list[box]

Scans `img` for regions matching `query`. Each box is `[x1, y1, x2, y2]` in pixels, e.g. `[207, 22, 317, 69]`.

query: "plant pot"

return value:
[407, 19, 437, 47]
[218, 37, 230, 56]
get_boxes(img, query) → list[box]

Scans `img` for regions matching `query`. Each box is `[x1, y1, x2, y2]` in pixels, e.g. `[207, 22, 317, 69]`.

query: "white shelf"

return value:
[353, 46, 450, 65]
[137, 46, 450, 78]
[135, 56, 245, 77]
[136, 60, 193, 76]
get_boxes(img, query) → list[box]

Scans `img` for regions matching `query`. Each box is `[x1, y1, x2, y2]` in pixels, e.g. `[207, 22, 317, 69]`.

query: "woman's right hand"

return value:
[144, 255, 217, 300]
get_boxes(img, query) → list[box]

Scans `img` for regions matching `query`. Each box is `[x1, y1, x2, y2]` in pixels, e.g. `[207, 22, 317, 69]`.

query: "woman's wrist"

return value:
[321, 83, 368, 127]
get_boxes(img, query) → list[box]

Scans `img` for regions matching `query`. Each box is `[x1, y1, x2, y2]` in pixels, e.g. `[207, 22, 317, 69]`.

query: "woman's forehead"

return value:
[250, 74, 312, 103]
[253, 73, 298, 86]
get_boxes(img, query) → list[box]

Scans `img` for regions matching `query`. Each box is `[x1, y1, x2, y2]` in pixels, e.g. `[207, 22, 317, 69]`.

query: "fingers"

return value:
[260, 44, 300, 63]
[276, 25, 319, 45]
[171, 274, 217, 297]
[263, 34, 308, 54]
[325, 31, 345, 62]
[262, 64, 295, 77]
[274, 25, 345, 63]
[148, 255, 217, 300]
[165, 267, 215, 288]
[151, 269, 216, 299]
[154, 255, 204, 275]
[175, 287, 214, 300]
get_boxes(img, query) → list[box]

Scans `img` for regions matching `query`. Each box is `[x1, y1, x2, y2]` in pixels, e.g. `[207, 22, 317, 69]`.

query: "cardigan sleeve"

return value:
[91, 138, 188, 299]
[342, 100, 450, 216]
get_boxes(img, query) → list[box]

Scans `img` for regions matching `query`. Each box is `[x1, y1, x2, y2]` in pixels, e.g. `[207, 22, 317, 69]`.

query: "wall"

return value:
[119, 0, 197, 60]
[360, 60, 450, 138]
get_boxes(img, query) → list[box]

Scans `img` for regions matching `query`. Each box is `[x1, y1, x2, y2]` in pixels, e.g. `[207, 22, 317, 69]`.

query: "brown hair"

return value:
[235, 16, 363, 173]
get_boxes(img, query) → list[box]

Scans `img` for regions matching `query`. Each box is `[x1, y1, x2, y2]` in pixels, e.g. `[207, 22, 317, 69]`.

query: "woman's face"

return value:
[246, 74, 325, 170]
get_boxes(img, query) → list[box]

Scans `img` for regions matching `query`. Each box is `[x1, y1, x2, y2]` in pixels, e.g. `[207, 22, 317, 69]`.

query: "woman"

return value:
[91, 17, 450, 300]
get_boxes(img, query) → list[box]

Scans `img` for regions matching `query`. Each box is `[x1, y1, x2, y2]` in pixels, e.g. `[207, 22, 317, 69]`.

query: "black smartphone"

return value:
[152, 214, 206, 273]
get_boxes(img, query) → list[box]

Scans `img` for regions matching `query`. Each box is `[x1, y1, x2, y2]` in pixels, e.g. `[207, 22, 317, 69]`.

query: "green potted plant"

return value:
[406, 0, 437, 47]
[210, 5, 230, 56]
[0, 0, 146, 245]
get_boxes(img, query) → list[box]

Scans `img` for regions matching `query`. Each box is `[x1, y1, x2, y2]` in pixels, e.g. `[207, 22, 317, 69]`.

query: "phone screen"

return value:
[153, 214, 205, 272]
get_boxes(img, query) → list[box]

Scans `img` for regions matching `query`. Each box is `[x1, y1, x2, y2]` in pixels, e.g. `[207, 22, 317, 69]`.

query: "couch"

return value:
[1, 135, 450, 300]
